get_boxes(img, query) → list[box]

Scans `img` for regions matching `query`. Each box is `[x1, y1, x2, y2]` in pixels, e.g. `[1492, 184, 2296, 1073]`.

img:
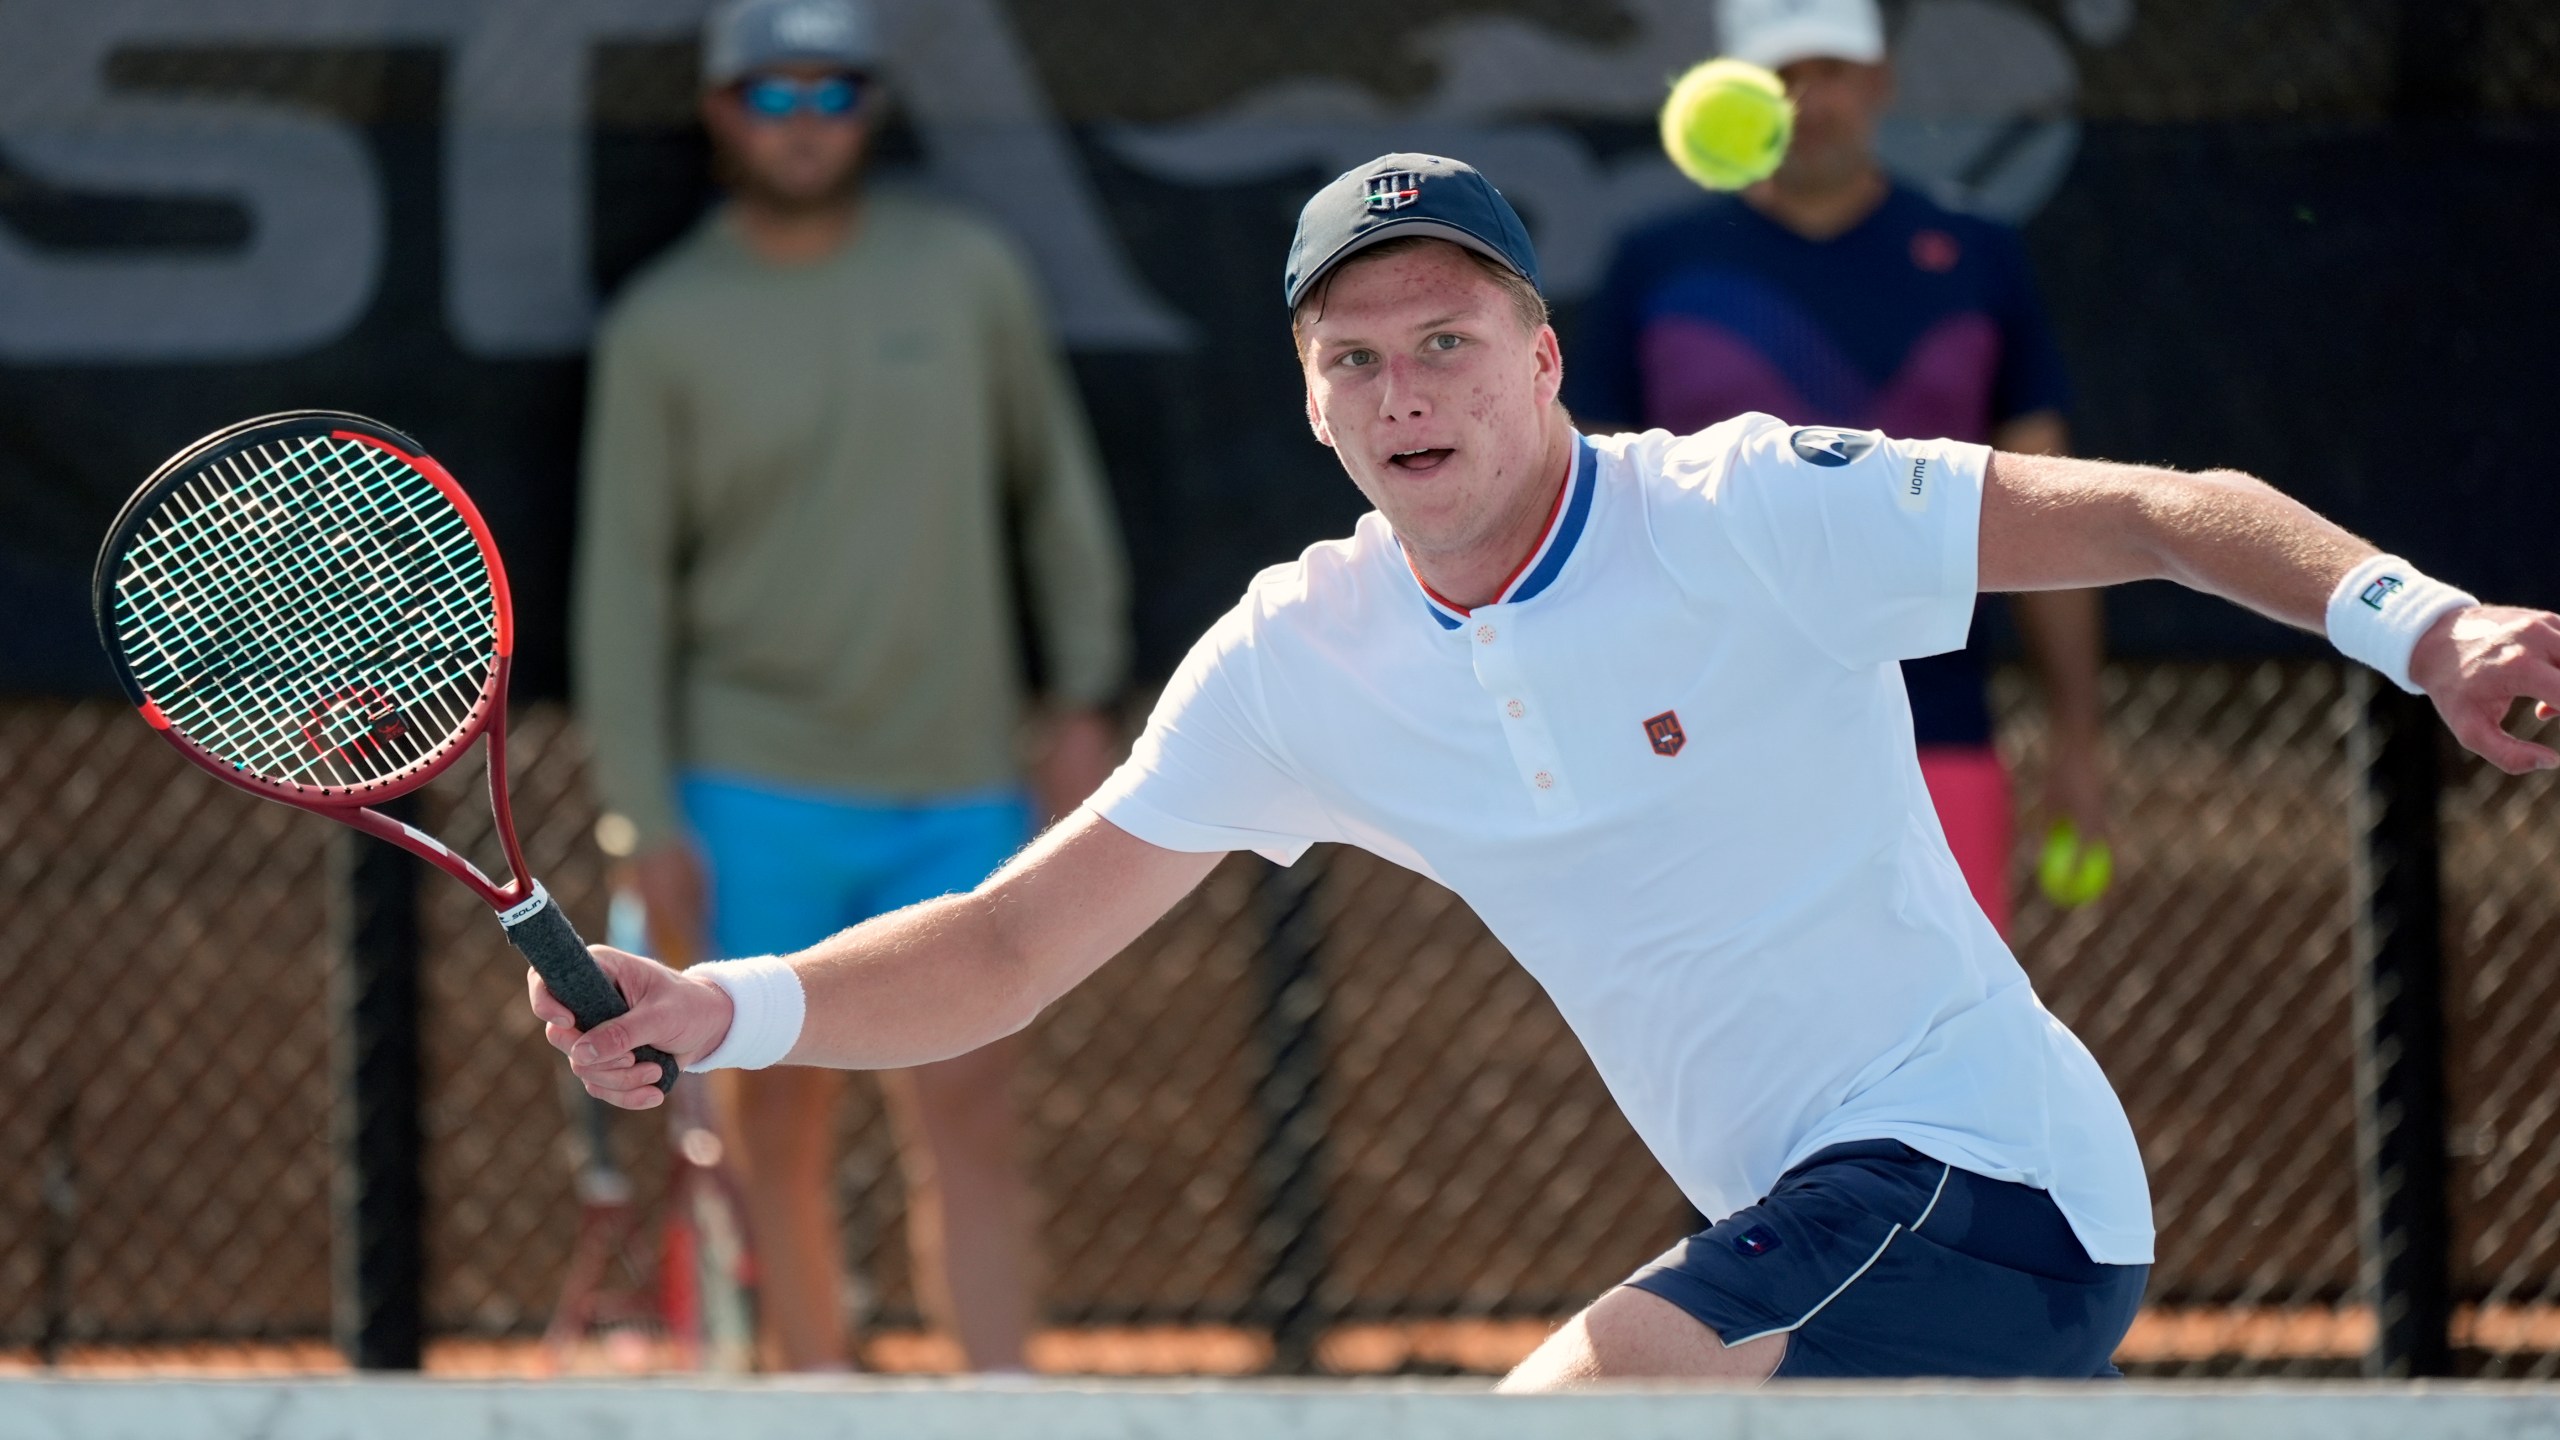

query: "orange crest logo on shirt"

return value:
[1643, 710, 1686, 757]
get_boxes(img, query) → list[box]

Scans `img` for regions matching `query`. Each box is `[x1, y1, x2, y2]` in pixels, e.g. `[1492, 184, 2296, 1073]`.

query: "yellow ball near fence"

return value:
[2037, 818, 2114, 909]
[1659, 58, 1795, 191]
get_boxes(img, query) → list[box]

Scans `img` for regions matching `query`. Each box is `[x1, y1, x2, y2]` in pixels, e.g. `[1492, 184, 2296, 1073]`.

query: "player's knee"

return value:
[1499, 1287, 1777, 1392]
[1497, 1311, 1601, 1392]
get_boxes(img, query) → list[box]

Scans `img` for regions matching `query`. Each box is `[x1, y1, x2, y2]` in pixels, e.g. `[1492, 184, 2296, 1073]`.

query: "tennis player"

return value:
[537, 154, 2560, 1383]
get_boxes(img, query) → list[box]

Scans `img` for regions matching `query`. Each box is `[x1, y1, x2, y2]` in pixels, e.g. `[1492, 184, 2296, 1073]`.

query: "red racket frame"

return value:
[100, 409, 677, 1094]
[122, 426, 533, 912]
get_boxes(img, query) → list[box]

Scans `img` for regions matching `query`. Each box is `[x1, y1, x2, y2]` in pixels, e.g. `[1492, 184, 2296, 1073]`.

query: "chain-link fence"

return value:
[6, 0, 2560, 1387]
[5, 663, 2556, 1376]
[2446, 709, 2560, 1379]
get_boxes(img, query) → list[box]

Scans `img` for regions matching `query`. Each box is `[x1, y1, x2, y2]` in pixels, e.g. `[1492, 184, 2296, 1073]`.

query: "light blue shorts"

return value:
[680, 771, 1033, 959]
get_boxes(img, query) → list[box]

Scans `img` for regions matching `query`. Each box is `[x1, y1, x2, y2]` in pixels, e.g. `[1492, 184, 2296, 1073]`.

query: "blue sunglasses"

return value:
[738, 73, 867, 120]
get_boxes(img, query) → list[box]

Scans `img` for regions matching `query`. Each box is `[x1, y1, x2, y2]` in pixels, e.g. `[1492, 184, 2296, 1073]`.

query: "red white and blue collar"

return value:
[1407, 434, 1597, 631]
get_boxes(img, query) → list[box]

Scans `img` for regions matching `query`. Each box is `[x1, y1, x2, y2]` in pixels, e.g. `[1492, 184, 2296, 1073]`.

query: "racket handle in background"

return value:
[503, 883, 680, 1094]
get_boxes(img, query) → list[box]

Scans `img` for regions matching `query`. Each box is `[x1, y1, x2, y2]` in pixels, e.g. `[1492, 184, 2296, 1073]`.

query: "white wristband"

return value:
[688, 955, 806, 1071]
[2326, 555, 2476, 695]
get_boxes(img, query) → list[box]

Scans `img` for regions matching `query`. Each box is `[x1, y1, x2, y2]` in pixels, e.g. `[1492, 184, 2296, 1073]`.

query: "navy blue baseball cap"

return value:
[1283, 154, 1541, 311]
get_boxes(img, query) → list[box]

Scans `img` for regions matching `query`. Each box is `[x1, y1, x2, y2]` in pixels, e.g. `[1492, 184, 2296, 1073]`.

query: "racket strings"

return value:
[164, 454, 470, 777]
[132, 438, 493, 784]
[112, 434, 500, 792]
[127, 461, 438, 763]
[119, 457, 423, 773]
[223, 440, 487, 753]
[122, 444, 487, 788]
[120, 447, 466, 788]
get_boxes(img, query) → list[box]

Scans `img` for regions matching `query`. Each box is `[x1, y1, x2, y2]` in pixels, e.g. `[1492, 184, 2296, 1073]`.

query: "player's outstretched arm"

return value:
[531, 809, 1224, 1107]
[1979, 452, 2560, 775]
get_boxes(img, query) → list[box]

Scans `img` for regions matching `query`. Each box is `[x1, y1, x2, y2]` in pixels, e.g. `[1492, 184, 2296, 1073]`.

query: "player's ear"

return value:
[1533, 325, 1565, 407]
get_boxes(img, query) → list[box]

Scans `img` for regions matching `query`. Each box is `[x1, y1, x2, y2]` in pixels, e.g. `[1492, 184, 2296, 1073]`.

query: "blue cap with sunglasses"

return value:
[704, 0, 881, 89]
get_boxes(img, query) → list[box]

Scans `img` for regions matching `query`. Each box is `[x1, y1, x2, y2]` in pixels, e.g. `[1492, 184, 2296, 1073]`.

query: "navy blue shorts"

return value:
[1625, 1141, 2148, 1379]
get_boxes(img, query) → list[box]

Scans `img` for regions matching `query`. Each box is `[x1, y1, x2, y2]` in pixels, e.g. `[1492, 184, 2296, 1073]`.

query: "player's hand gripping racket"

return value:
[93, 410, 676, 1092]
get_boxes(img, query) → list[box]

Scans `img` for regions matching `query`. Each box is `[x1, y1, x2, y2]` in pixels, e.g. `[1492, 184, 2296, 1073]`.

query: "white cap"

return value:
[704, 0, 881, 88]
[1718, 0, 1887, 70]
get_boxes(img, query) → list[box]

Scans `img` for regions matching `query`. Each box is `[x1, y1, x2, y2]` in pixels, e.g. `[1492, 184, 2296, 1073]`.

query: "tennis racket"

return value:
[542, 889, 758, 1372]
[606, 888, 759, 1371]
[92, 409, 676, 1092]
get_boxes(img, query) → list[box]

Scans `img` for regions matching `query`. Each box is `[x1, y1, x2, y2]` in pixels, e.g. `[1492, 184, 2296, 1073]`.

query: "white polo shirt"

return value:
[1088, 414, 2155, 1265]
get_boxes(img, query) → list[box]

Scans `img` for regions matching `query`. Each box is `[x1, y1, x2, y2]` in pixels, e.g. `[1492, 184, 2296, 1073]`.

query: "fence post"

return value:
[2349, 674, 2453, 1377]
[37, 1090, 76, 1364]
[335, 799, 426, 1370]
[1247, 851, 1335, 1374]
[2361, 0, 2476, 1380]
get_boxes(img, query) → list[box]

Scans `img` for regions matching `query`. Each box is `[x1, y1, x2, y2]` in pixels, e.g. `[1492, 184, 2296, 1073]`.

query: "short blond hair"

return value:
[1290, 236, 1549, 360]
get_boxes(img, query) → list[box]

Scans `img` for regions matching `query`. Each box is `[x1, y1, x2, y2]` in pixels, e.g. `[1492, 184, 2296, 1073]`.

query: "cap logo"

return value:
[774, 2, 854, 48]
[1363, 172, 1424, 212]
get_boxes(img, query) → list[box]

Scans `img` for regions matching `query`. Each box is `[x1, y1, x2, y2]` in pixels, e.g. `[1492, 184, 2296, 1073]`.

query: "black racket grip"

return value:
[503, 886, 679, 1093]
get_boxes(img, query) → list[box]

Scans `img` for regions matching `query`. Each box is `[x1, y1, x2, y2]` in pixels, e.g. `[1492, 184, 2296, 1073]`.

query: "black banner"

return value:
[7, 1, 2556, 696]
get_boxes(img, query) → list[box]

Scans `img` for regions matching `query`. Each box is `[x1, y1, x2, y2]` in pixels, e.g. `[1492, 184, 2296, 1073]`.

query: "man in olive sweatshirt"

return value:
[573, 0, 1130, 1373]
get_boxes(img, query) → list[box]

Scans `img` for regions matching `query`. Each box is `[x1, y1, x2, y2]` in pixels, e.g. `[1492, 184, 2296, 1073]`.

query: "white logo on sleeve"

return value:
[1789, 427, 1877, 468]
[1899, 456, 1931, 513]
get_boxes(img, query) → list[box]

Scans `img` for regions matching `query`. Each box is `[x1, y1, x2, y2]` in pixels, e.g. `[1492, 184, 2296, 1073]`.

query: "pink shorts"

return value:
[1917, 745, 2013, 936]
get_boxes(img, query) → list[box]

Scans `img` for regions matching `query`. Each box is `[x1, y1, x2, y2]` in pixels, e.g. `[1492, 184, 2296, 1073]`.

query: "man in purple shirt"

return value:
[1569, 0, 2104, 931]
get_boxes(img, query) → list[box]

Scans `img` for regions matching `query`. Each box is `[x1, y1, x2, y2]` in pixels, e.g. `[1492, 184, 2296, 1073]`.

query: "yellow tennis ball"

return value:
[1660, 58, 1794, 191]
[2037, 819, 2114, 909]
